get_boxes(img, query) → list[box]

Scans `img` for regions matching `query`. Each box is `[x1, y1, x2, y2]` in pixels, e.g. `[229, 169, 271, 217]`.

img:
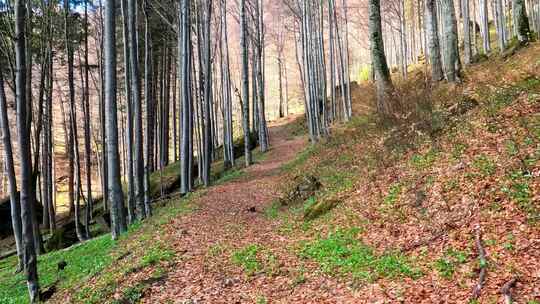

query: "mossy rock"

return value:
[303, 198, 339, 221]
[279, 175, 321, 206]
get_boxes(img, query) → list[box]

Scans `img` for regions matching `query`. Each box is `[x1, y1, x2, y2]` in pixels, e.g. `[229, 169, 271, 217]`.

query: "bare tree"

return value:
[104, 0, 128, 239]
[369, 0, 394, 115]
[14, 0, 39, 300]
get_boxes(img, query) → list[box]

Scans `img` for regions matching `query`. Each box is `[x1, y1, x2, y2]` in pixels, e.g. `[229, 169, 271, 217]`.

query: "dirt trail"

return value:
[142, 117, 338, 303]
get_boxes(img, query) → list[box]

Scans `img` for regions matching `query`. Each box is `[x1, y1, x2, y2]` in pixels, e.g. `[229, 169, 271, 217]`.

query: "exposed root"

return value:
[501, 277, 518, 304]
[472, 226, 487, 299]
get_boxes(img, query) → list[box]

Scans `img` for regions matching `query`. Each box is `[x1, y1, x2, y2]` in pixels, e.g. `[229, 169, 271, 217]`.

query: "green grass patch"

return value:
[472, 154, 496, 176]
[264, 201, 281, 219]
[410, 149, 438, 170]
[141, 244, 175, 267]
[384, 183, 402, 206]
[232, 244, 262, 275]
[0, 235, 116, 304]
[503, 170, 538, 221]
[300, 228, 421, 282]
[434, 248, 469, 279]
[71, 193, 198, 302]
[231, 244, 280, 276]
[215, 168, 245, 184]
[281, 144, 317, 172]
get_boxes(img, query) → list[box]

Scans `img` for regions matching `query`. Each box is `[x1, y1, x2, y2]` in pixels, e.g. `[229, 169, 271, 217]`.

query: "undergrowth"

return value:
[300, 228, 422, 282]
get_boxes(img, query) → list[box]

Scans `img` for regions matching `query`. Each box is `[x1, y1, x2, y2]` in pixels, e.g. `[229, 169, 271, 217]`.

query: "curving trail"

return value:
[142, 117, 354, 304]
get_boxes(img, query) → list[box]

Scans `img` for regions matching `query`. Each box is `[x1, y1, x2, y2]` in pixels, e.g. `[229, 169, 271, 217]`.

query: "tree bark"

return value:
[441, 0, 461, 82]
[368, 0, 394, 115]
[0, 68, 23, 271]
[14, 0, 40, 300]
[104, 0, 128, 239]
[240, 0, 252, 166]
[425, 0, 444, 80]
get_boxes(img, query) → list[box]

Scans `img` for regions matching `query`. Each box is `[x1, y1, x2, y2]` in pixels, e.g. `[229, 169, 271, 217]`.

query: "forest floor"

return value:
[2, 43, 540, 304]
[117, 42, 539, 304]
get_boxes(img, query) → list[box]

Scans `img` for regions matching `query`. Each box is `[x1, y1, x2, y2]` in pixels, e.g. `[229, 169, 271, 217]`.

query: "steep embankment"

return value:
[269, 43, 540, 302]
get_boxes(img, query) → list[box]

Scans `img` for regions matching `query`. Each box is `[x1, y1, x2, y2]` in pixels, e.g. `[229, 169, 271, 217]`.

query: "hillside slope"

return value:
[276, 42, 540, 302]
[1, 43, 538, 304]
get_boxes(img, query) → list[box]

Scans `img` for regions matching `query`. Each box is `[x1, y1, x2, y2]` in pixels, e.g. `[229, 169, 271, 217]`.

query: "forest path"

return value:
[141, 116, 338, 303]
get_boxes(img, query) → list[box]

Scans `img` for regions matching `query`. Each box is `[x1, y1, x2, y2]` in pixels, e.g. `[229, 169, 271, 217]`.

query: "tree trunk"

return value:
[426, 0, 444, 80]
[0, 69, 23, 271]
[240, 0, 252, 166]
[514, 0, 531, 42]
[104, 0, 128, 240]
[480, 0, 491, 53]
[179, 0, 194, 194]
[120, 0, 136, 223]
[83, 0, 93, 237]
[14, 0, 40, 300]
[462, 0, 472, 64]
[441, 0, 461, 82]
[143, 0, 153, 216]
[368, 0, 394, 115]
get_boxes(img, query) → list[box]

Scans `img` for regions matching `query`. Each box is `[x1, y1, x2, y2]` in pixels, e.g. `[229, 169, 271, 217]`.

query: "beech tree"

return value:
[425, 0, 443, 80]
[440, 0, 461, 82]
[14, 0, 39, 300]
[179, 0, 194, 194]
[104, 0, 128, 239]
[514, 0, 531, 43]
[369, 0, 394, 115]
[240, 0, 252, 164]
[0, 68, 23, 272]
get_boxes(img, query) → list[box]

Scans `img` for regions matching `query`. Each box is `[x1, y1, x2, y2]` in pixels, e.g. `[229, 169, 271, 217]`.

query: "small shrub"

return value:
[208, 243, 226, 258]
[141, 245, 175, 267]
[232, 244, 279, 276]
[300, 228, 420, 281]
[232, 244, 261, 275]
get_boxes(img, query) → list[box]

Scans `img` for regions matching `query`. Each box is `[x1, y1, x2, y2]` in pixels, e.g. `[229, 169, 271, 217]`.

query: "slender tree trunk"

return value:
[121, 0, 136, 223]
[369, 0, 394, 115]
[83, 0, 93, 237]
[15, 0, 40, 300]
[255, 0, 269, 152]
[441, 0, 462, 82]
[220, 0, 234, 168]
[496, 0, 508, 51]
[65, 0, 86, 242]
[462, 0, 472, 64]
[127, 0, 147, 219]
[143, 0, 153, 216]
[179, 0, 194, 194]
[480, 0, 491, 53]
[240, 0, 252, 166]
[104, 0, 128, 239]
[0, 70, 23, 272]
[514, 0, 531, 42]
[426, 0, 444, 80]
[201, 0, 212, 186]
